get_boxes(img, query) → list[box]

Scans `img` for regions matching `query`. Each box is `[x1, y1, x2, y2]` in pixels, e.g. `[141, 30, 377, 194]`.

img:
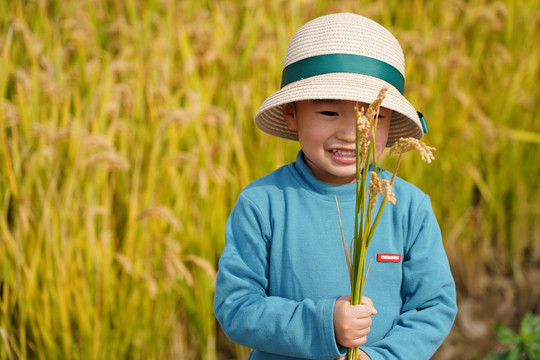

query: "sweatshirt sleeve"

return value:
[214, 193, 343, 359]
[361, 196, 457, 360]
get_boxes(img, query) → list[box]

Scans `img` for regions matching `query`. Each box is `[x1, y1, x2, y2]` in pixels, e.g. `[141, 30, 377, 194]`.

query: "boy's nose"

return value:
[335, 117, 357, 142]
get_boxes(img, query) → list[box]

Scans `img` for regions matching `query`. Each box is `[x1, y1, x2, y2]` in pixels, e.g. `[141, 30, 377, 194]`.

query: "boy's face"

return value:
[283, 99, 392, 185]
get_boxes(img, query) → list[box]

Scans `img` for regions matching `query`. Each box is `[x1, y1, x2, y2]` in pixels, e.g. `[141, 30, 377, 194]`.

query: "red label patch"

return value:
[377, 254, 402, 263]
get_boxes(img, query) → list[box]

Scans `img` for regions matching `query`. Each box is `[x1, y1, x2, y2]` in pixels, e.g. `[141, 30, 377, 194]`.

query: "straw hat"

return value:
[254, 13, 427, 146]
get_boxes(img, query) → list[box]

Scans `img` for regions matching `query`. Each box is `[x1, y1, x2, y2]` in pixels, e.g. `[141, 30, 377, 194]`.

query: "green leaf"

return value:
[487, 351, 511, 360]
[487, 347, 524, 360]
[520, 313, 540, 336]
[525, 344, 540, 360]
[507, 346, 523, 360]
[520, 312, 540, 359]
[496, 323, 521, 346]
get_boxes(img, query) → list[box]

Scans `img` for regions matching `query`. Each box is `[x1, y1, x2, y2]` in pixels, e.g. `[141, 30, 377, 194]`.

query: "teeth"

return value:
[332, 149, 355, 157]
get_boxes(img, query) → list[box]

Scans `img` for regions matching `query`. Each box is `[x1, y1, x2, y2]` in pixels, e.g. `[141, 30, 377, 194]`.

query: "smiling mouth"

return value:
[330, 149, 356, 157]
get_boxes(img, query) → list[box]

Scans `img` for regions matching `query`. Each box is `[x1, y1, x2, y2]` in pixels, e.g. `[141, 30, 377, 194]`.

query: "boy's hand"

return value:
[333, 295, 377, 349]
[334, 349, 370, 360]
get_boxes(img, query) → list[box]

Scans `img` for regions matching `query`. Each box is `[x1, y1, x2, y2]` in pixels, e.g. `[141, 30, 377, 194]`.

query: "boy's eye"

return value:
[320, 111, 339, 116]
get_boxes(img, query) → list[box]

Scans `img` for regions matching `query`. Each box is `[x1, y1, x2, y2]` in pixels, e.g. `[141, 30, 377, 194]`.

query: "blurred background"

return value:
[0, 0, 539, 359]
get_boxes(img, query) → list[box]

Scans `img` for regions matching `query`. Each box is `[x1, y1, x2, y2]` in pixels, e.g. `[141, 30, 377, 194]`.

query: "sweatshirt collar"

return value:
[291, 151, 358, 202]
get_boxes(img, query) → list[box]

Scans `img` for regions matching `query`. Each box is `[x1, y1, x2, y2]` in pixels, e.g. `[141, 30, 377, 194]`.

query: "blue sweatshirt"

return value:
[214, 151, 457, 360]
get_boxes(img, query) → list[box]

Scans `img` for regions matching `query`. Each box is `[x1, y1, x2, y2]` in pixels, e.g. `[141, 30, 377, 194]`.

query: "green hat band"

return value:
[280, 54, 405, 94]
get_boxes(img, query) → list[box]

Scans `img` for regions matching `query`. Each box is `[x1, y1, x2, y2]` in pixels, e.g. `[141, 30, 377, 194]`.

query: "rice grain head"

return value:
[365, 87, 388, 121]
[184, 254, 217, 283]
[388, 137, 436, 163]
[85, 151, 131, 171]
[368, 171, 396, 206]
[114, 253, 134, 275]
[1, 100, 20, 127]
[137, 205, 183, 232]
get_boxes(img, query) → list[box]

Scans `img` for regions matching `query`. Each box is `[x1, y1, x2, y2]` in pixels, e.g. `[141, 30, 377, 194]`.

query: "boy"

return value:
[214, 13, 457, 360]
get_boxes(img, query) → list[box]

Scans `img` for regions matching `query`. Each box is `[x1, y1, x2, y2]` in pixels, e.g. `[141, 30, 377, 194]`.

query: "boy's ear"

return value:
[282, 102, 297, 130]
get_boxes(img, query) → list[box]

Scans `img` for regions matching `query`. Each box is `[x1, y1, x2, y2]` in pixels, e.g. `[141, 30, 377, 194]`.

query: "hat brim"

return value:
[255, 73, 423, 146]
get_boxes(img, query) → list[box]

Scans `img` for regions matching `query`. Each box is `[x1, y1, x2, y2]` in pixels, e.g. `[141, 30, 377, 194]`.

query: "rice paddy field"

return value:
[0, 0, 539, 359]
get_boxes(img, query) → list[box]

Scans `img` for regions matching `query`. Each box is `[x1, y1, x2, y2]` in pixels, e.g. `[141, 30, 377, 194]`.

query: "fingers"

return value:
[338, 328, 370, 348]
[337, 295, 377, 315]
[345, 315, 372, 339]
[334, 304, 372, 347]
[334, 295, 377, 348]
[361, 296, 377, 315]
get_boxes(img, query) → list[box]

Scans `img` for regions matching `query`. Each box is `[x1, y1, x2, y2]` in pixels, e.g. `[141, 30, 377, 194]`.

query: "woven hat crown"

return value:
[284, 13, 405, 78]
